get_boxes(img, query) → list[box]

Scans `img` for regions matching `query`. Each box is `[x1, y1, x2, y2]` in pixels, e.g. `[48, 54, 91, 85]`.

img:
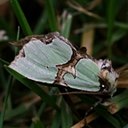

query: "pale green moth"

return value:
[9, 32, 118, 96]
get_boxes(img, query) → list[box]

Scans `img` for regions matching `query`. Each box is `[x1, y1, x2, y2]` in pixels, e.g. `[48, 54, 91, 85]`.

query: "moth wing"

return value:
[24, 37, 72, 66]
[9, 34, 101, 92]
[65, 59, 101, 92]
[9, 36, 73, 83]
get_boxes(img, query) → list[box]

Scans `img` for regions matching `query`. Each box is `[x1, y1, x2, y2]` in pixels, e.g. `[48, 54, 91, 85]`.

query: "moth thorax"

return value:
[100, 68, 118, 96]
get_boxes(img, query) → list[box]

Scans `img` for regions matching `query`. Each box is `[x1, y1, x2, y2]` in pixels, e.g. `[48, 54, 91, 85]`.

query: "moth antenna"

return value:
[54, 91, 84, 96]
[54, 91, 101, 96]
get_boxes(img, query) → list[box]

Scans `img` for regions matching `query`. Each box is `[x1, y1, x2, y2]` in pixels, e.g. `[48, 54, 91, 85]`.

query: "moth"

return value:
[9, 32, 118, 96]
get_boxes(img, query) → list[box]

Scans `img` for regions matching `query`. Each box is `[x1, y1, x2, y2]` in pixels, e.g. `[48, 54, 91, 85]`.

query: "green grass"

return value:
[0, 0, 128, 127]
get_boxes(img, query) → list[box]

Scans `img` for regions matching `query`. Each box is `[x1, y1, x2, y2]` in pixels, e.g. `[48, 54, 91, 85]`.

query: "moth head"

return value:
[97, 59, 119, 96]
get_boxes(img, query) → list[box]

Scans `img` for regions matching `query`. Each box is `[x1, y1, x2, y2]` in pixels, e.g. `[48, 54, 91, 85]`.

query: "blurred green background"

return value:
[0, 0, 128, 128]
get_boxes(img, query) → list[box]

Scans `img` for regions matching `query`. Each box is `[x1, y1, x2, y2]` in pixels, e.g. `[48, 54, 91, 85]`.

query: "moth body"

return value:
[9, 32, 118, 96]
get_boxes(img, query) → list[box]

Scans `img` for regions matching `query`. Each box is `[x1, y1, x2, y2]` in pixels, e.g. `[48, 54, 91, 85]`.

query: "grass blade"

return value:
[45, 0, 58, 31]
[0, 76, 13, 128]
[32, 116, 45, 128]
[10, 0, 32, 35]
[97, 107, 121, 128]
[106, 0, 118, 58]
[5, 65, 59, 110]
[34, 9, 48, 34]
[61, 12, 72, 38]
[51, 112, 61, 128]
[107, 90, 128, 114]
[61, 100, 73, 128]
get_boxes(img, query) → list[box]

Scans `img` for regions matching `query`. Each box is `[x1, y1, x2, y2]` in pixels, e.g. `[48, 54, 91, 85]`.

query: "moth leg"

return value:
[83, 98, 103, 127]
[85, 98, 102, 117]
